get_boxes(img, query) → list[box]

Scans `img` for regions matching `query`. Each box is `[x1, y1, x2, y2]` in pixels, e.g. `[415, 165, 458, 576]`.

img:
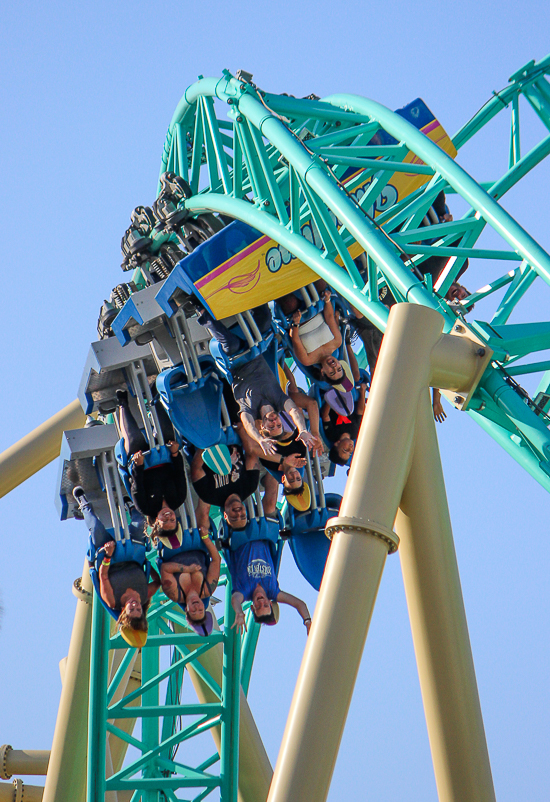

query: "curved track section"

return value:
[159, 57, 550, 492]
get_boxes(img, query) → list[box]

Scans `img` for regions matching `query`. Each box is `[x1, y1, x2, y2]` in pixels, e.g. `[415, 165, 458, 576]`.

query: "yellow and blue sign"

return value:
[175, 99, 456, 319]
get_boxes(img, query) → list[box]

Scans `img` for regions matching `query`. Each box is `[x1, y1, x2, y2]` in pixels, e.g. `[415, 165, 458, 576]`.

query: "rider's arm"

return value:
[203, 537, 221, 594]
[283, 396, 307, 433]
[231, 592, 247, 634]
[289, 323, 316, 366]
[356, 383, 367, 417]
[147, 566, 161, 599]
[240, 410, 264, 444]
[98, 564, 116, 608]
[240, 411, 278, 456]
[277, 590, 312, 634]
[322, 293, 343, 347]
[160, 564, 179, 601]
[191, 449, 206, 482]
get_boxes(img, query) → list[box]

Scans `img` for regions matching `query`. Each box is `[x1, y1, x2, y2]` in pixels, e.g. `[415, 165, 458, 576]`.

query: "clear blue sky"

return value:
[1, 2, 549, 800]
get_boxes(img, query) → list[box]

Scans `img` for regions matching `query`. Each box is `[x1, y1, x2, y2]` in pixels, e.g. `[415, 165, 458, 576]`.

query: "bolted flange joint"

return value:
[0, 745, 12, 780]
[325, 516, 400, 554]
[72, 577, 92, 604]
[12, 778, 23, 802]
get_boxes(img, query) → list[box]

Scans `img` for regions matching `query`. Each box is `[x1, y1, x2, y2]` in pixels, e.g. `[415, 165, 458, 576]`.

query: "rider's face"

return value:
[156, 507, 177, 530]
[125, 598, 143, 619]
[283, 467, 302, 490]
[186, 594, 206, 621]
[337, 434, 355, 459]
[321, 356, 344, 380]
[446, 282, 469, 302]
[262, 411, 283, 436]
[224, 496, 247, 528]
[252, 586, 272, 617]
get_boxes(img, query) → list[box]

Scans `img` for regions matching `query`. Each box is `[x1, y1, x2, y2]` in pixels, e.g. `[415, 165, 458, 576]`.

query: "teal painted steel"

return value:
[87, 597, 109, 802]
[156, 56, 550, 496]
[97, 576, 248, 801]
[220, 582, 240, 802]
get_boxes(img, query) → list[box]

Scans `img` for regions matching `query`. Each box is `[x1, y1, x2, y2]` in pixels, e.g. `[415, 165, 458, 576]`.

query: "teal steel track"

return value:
[156, 55, 550, 494]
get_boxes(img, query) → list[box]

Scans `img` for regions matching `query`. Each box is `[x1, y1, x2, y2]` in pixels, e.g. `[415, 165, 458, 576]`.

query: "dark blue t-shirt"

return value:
[229, 540, 280, 601]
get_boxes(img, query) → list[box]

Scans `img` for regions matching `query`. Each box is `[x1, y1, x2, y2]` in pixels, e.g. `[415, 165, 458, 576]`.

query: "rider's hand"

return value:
[167, 440, 180, 456]
[311, 435, 324, 456]
[133, 451, 144, 466]
[296, 430, 316, 450]
[282, 453, 306, 469]
[259, 437, 278, 456]
[433, 398, 447, 423]
[231, 611, 247, 634]
[102, 541, 116, 558]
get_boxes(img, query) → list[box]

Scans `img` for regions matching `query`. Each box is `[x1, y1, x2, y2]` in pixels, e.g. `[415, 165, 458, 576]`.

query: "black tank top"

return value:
[109, 562, 149, 612]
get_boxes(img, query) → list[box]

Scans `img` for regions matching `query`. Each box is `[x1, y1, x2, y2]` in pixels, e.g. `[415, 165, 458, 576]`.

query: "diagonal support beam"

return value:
[266, 304, 494, 802]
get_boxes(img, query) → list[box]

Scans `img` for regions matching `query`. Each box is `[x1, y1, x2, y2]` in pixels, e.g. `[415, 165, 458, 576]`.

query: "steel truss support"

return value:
[266, 303, 495, 802]
[85, 567, 270, 802]
[154, 58, 550, 494]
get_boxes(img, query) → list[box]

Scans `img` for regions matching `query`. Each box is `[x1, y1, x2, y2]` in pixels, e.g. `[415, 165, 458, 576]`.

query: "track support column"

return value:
[42, 562, 93, 802]
[267, 303, 491, 802]
[268, 305, 449, 802]
[396, 391, 495, 802]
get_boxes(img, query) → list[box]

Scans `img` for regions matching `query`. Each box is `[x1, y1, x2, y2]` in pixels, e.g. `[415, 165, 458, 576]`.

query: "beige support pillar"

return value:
[178, 622, 273, 802]
[42, 562, 93, 802]
[0, 747, 49, 778]
[396, 391, 495, 801]
[0, 779, 43, 801]
[267, 304, 489, 802]
[0, 400, 85, 498]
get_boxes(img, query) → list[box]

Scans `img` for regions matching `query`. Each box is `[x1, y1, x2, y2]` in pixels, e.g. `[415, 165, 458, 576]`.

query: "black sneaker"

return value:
[123, 496, 135, 514]
[116, 389, 129, 407]
[72, 486, 88, 509]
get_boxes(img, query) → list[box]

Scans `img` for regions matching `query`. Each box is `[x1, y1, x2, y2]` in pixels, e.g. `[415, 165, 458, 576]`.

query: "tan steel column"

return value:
[267, 304, 451, 802]
[0, 400, 85, 498]
[0, 779, 44, 801]
[42, 562, 93, 802]
[0, 747, 49, 778]
[396, 391, 495, 801]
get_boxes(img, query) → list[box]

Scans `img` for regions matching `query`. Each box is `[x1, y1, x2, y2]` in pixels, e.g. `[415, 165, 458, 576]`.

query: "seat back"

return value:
[156, 366, 223, 448]
[221, 514, 281, 552]
[287, 493, 342, 590]
[87, 531, 152, 620]
[155, 526, 211, 563]
[209, 327, 275, 384]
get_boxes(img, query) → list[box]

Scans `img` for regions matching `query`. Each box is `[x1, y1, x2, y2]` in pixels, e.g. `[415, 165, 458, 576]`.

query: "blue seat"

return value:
[221, 514, 281, 552]
[87, 531, 153, 621]
[115, 440, 175, 494]
[155, 525, 214, 565]
[210, 336, 278, 386]
[156, 366, 224, 449]
[287, 493, 342, 591]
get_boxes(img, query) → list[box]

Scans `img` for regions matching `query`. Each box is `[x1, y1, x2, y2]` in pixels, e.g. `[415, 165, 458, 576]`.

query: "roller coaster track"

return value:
[2, 54, 550, 802]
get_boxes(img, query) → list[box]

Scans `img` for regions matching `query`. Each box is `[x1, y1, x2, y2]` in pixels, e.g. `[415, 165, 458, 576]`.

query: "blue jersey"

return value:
[229, 540, 280, 601]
